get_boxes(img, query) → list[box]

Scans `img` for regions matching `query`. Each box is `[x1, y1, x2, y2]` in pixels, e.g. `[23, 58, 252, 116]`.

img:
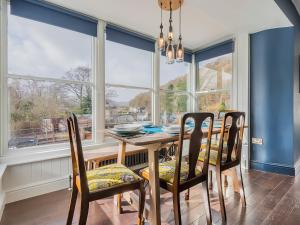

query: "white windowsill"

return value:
[0, 140, 118, 166]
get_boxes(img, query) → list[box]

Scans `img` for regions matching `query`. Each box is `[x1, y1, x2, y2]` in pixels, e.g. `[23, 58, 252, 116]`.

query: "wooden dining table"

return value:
[105, 126, 227, 225]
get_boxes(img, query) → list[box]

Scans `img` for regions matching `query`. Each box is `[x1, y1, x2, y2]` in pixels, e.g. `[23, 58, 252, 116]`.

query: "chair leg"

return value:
[138, 183, 146, 225]
[79, 197, 89, 225]
[209, 170, 213, 190]
[201, 181, 212, 225]
[185, 188, 190, 200]
[66, 186, 78, 225]
[236, 165, 246, 207]
[117, 194, 123, 214]
[224, 175, 228, 187]
[216, 170, 226, 222]
[173, 192, 182, 225]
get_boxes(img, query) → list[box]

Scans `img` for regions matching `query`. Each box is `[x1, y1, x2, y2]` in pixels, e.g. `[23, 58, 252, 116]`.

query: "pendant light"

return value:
[158, 2, 165, 50]
[166, 0, 175, 64]
[176, 1, 184, 62]
[157, 0, 184, 64]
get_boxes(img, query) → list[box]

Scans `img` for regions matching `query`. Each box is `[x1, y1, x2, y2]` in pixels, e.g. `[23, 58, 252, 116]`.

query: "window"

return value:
[160, 56, 190, 124]
[105, 40, 153, 128]
[196, 53, 233, 112]
[7, 4, 95, 150]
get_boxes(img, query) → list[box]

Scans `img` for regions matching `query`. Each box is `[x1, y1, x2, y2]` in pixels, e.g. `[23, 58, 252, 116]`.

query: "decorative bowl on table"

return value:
[137, 121, 154, 128]
[112, 124, 144, 135]
[162, 125, 192, 134]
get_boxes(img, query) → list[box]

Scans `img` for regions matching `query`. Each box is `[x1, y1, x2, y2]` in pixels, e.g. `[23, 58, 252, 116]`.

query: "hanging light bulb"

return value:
[157, 2, 165, 51]
[176, 37, 184, 62]
[167, 0, 173, 41]
[166, 41, 175, 64]
[176, 2, 184, 62]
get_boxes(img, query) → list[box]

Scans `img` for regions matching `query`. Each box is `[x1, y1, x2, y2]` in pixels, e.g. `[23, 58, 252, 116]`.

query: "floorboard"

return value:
[1, 169, 299, 225]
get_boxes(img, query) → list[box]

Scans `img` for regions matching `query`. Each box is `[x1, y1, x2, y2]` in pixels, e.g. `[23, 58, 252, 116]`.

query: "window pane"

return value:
[197, 54, 232, 91]
[8, 79, 93, 149]
[160, 91, 188, 125]
[197, 90, 231, 112]
[7, 5, 93, 81]
[105, 86, 152, 127]
[105, 40, 152, 88]
[160, 56, 189, 91]
[196, 53, 232, 112]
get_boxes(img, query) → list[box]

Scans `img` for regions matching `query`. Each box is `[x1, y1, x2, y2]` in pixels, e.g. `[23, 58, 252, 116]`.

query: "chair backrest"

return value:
[67, 114, 88, 192]
[218, 112, 245, 165]
[218, 109, 237, 119]
[174, 113, 214, 186]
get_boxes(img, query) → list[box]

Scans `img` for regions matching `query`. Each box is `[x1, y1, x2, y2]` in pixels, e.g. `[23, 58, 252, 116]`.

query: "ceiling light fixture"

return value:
[157, 0, 184, 64]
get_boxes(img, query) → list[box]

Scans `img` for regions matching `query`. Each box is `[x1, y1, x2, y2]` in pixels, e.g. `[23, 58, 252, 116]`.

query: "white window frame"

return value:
[0, 0, 102, 156]
[159, 56, 193, 124]
[0, 0, 239, 165]
[194, 52, 234, 112]
[104, 38, 155, 128]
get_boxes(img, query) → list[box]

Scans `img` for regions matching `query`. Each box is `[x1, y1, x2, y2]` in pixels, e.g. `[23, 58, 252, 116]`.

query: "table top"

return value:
[105, 127, 222, 146]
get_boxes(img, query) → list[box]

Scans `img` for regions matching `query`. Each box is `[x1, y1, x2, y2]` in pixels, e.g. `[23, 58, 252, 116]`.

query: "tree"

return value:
[62, 66, 92, 114]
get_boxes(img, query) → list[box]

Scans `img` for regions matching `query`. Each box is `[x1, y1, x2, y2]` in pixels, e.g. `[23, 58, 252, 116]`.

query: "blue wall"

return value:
[250, 27, 295, 175]
[275, 0, 300, 174]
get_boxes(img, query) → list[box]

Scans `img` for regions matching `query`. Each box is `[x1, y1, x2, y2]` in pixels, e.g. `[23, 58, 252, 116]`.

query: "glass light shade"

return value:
[166, 43, 175, 64]
[176, 42, 184, 62]
[168, 25, 173, 40]
[167, 31, 174, 40]
[158, 33, 165, 51]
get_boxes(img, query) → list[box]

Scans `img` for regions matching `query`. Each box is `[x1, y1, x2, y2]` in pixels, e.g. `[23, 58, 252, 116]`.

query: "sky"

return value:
[8, 9, 189, 102]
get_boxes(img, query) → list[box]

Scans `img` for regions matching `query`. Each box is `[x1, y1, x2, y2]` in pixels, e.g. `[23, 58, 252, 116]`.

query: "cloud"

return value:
[8, 14, 92, 78]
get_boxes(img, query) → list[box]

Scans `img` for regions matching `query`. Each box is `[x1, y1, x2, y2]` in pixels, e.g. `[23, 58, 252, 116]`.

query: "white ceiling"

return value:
[47, 0, 292, 50]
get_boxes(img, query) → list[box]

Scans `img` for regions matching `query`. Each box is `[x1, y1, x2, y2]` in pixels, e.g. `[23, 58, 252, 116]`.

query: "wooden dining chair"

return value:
[66, 114, 145, 225]
[216, 109, 237, 187]
[140, 113, 214, 225]
[198, 111, 246, 222]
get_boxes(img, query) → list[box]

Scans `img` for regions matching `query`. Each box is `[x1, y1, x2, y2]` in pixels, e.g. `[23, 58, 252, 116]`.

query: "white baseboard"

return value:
[5, 176, 69, 204]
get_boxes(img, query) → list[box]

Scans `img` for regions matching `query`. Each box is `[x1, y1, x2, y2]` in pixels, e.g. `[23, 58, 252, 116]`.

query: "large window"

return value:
[105, 40, 153, 128]
[160, 56, 190, 124]
[196, 53, 232, 113]
[7, 4, 94, 149]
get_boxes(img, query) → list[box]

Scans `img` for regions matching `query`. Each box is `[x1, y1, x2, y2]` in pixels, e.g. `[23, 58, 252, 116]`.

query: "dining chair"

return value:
[216, 109, 237, 187]
[140, 112, 214, 225]
[198, 111, 246, 222]
[66, 114, 146, 225]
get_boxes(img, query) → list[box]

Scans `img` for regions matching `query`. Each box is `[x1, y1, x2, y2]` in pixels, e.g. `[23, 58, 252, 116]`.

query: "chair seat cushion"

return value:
[201, 140, 227, 151]
[140, 160, 201, 184]
[86, 164, 141, 192]
[198, 150, 235, 166]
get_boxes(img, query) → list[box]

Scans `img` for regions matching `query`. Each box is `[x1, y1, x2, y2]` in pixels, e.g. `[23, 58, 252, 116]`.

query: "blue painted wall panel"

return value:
[275, 0, 300, 172]
[250, 27, 295, 173]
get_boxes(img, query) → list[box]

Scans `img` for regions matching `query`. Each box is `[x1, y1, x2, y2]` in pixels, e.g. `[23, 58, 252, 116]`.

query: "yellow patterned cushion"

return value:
[140, 160, 201, 184]
[198, 150, 234, 166]
[201, 141, 228, 151]
[86, 164, 141, 192]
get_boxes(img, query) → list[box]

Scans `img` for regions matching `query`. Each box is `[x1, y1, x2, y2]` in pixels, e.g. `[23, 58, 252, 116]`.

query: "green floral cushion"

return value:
[198, 150, 234, 166]
[86, 164, 141, 192]
[201, 141, 227, 151]
[140, 160, 201, 184]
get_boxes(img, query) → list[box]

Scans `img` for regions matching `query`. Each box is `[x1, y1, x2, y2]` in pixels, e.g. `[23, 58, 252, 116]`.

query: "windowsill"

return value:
[0, 140, 118, 166]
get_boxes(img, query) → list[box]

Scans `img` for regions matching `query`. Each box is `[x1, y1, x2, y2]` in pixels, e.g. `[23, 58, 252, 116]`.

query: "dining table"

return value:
[105, 124, 230, 225]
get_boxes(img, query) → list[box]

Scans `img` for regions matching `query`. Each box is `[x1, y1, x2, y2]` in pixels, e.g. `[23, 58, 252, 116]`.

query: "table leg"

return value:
[147, 144, 162, 225]
[226, 168, 240, 193]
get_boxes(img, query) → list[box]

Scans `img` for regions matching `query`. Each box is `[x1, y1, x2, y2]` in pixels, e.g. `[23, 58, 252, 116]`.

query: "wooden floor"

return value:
[1, 169, 300, 225]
